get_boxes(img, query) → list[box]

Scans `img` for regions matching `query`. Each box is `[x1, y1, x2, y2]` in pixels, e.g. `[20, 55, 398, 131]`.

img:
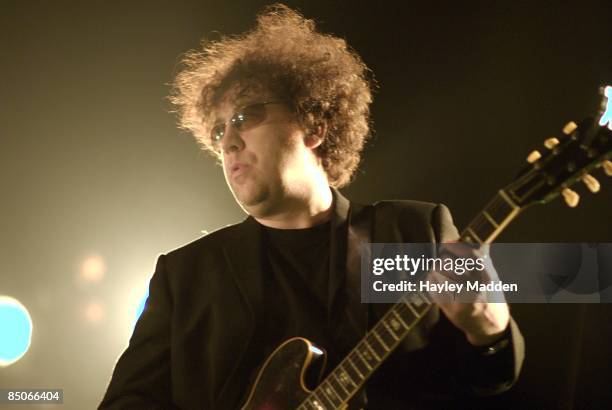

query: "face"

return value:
[212, 89, 320, 217]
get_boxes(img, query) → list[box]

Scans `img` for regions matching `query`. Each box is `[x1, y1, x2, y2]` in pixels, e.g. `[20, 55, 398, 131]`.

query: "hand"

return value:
[426, 242, 510, 346]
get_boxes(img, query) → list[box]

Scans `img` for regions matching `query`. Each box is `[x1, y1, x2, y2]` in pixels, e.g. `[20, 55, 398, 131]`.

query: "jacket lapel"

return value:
[216, 216, 265, 406]
[223, 215, 265, 327]
[327, 188, 351, 314]
[328, 190, 373, 353]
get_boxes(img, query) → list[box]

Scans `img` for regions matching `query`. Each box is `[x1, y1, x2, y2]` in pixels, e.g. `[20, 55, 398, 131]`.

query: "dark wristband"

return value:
[474, 326, 512, 356]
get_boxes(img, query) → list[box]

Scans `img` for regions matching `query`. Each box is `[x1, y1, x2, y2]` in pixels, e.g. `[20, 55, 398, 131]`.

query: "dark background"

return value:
[1, 1, 611, 409]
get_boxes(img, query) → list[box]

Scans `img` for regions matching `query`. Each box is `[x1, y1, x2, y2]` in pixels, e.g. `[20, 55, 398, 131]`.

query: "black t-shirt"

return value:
[259, 221, 340, 368]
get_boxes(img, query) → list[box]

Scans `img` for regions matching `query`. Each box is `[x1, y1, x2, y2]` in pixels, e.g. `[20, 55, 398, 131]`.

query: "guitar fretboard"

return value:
[461, 190, 520, 244]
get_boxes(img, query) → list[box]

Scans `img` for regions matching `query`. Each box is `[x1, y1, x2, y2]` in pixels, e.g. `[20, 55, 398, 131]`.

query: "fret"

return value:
[465, 227, 483, 244]
[328, 373, 349, 400]
[490, 192, 518, 221]
[331, 371, 351, 396]
[463, 191, 520, 244]
[390, 308, 410, 331]
[404, 292, 429, 315]
[309, 396, 327, 410]
[345, 356, 365, 381]
[498, 189, 519, 209]
[363, 339, 381, 361]
[487, 202, 514, 224]
[381, 317, 400, 340]
[302, 401, 315, 410]
[376, 321, 398, 347]
[348, 351, 369, 376]
[314, 389, 334, 409]
[482, 211, 499, 228]
[302, 399, 317, 410]
[334, 366, 357, 390]
[396, 303, 418, 326]
[404, 299, 420, 317]
[410, 291, 425, 306]
[472, 214, 498, 240]
[462, 231, 478, 243]
[354, 346, 374, 371]
[369, 330, 390, 354]
[419, 291, 433, 304]
[320, 381, 342, 407]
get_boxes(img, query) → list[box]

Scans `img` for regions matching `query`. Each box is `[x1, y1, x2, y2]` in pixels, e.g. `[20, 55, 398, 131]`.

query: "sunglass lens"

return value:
[232, 103, 267, 131]
[211, 124, 225, 144]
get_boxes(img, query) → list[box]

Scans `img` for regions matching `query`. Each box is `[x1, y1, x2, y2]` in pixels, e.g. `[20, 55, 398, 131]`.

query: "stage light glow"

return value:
[80, 255, 106, 282]
[0, 296, 33, 367]
[600, 85, 612, 130]
[309, 344, 324, 356]
[133, 288, 149, 328]
[84, 302, 105, 323]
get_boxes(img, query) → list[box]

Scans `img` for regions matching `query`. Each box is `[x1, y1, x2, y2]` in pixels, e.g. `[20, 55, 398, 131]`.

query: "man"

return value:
[100, 4, 523, 409]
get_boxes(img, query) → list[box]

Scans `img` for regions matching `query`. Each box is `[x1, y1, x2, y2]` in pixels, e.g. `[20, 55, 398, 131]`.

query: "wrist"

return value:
[464, 302, 510, 346]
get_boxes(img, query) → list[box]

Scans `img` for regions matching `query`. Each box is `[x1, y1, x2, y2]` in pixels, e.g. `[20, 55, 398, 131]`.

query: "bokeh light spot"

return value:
[84, 302, 105, 323]
[0, 296, 33, 367]
[80, 255, 106, 282]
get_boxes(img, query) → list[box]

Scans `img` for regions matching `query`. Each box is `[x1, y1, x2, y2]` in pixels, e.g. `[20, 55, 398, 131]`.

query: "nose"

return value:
[220, 123, 244, 154]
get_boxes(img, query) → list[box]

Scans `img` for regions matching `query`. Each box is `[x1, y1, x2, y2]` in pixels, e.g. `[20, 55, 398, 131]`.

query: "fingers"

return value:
[425, 269, 489, 304]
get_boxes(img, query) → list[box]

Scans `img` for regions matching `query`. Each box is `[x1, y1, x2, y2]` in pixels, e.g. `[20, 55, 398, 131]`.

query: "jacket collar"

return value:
[223, 215, 264, 327]
[217, 215, 263, 406]
[332, 187, 351, 227]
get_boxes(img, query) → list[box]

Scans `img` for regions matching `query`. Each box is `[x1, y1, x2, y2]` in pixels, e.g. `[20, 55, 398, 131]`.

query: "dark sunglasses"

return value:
[210, 100, 287, 148]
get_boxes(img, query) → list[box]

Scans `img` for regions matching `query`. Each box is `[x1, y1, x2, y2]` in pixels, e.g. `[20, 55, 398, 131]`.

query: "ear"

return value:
[304, 122, 327, 149]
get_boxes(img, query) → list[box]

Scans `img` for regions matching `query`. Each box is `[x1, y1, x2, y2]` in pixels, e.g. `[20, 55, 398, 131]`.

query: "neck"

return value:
[253, 185, 334, 229]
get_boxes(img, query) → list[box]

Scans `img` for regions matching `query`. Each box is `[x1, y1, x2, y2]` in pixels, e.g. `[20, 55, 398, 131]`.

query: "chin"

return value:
[233, 184, 270, 211]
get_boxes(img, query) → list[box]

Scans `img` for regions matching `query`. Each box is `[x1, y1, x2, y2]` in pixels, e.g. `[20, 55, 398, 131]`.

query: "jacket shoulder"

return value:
[164, 219, 245, 261]
[373, 199, 438, 215]
[371, 199, 459, 242]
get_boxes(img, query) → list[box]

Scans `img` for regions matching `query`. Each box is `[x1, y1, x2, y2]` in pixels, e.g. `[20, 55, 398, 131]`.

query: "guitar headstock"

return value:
[504, 85, 612, 209]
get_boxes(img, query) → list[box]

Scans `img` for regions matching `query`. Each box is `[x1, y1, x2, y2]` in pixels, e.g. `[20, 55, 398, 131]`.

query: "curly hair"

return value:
[170, 3, 373, 188]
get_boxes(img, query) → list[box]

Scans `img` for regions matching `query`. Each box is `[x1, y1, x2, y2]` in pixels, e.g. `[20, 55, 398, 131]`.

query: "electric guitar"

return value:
[240, 86, 612, 410]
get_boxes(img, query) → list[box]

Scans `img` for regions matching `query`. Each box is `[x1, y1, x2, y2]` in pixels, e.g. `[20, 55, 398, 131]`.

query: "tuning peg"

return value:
[562, 121, 578, 135]
[562, 188, 580, 207]
[527, 150, 541, 163]
[604, 160, 612, 176]
[544, 137, 560, 149]
[582, 174, 600, 193]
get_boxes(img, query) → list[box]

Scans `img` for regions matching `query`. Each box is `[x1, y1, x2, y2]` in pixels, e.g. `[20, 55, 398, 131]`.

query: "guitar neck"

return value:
[299, 190, 522, 409]
[460, 190, 521, 244]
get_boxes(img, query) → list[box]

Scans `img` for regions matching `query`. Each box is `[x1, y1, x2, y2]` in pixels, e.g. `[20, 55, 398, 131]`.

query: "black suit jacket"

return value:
[99, 191, 524, 409]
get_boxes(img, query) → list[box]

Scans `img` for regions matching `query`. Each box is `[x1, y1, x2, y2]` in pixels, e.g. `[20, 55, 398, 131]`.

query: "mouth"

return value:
[230, 163, 249, 177]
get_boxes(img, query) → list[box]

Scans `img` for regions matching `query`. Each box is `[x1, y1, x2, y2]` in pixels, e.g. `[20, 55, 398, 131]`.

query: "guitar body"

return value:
[241, 338, 345, 410]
